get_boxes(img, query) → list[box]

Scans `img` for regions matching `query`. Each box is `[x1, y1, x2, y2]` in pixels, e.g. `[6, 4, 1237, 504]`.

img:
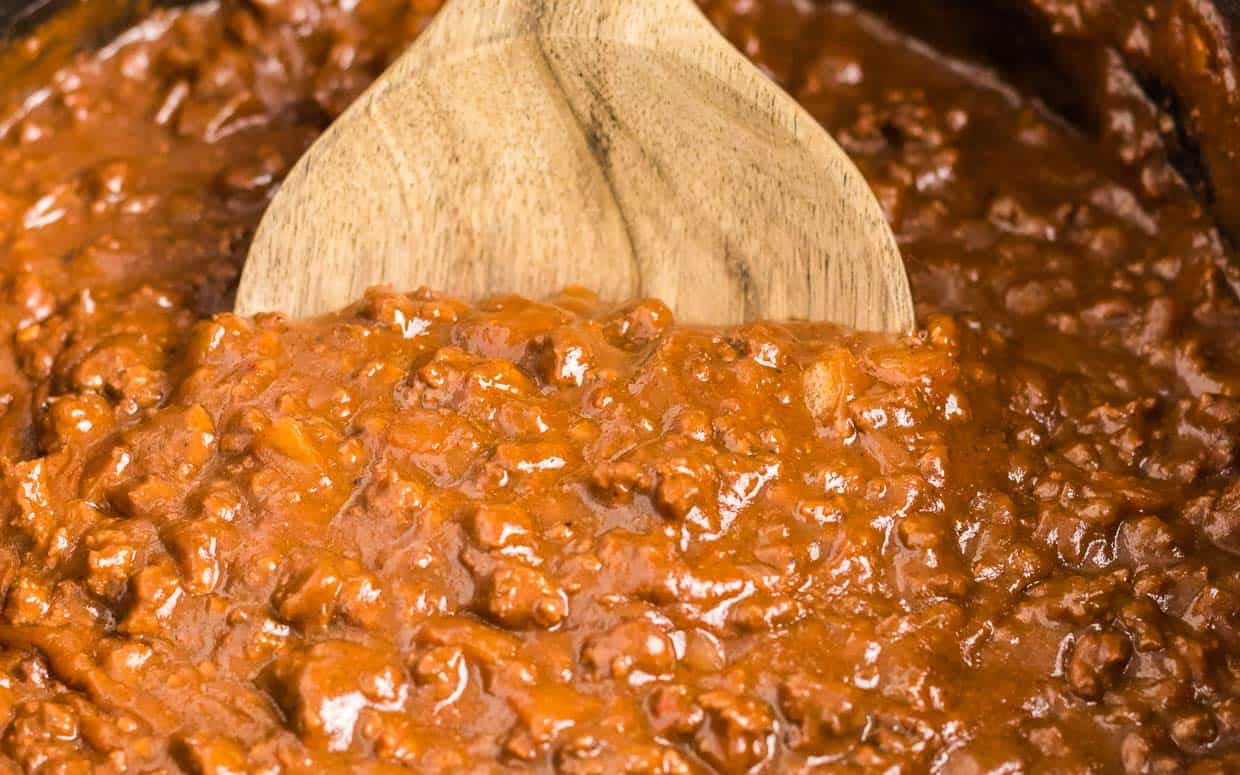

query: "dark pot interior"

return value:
[2, 0, 1239, 246]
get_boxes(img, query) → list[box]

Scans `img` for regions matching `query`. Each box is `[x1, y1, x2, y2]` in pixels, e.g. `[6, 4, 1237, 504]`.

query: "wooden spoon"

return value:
[235, 0, 914, 332]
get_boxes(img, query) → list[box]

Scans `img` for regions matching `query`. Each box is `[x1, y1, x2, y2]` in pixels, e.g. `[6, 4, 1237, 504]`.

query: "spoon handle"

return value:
[412, 0, 712, 53]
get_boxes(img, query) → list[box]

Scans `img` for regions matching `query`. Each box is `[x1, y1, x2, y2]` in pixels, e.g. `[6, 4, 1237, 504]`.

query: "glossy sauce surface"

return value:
[0, 0, 1237, 772]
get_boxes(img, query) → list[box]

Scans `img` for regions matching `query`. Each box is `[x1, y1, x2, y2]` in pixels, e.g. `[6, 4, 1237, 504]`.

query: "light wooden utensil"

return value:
[235, 0, 915, 332]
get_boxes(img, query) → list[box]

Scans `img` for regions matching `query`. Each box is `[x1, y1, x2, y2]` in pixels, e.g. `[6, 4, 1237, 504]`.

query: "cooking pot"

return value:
[3, 0, 1239, 246]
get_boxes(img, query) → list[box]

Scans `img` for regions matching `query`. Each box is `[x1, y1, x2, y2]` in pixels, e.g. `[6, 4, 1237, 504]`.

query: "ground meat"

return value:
[0, 0, 1236, 772]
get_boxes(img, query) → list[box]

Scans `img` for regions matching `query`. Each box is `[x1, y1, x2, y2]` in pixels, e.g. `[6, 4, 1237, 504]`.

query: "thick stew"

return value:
[0, 0, 1237, 772]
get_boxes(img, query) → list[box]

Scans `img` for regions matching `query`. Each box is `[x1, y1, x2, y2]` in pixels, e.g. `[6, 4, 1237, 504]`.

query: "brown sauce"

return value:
[0, 0, 1237, 771]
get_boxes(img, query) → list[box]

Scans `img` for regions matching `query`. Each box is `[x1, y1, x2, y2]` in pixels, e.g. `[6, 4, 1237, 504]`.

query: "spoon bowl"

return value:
[235, 0, 914, 331]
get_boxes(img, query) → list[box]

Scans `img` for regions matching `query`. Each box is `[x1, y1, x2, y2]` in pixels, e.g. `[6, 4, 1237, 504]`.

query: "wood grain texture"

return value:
[235, 0, 915, 332]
